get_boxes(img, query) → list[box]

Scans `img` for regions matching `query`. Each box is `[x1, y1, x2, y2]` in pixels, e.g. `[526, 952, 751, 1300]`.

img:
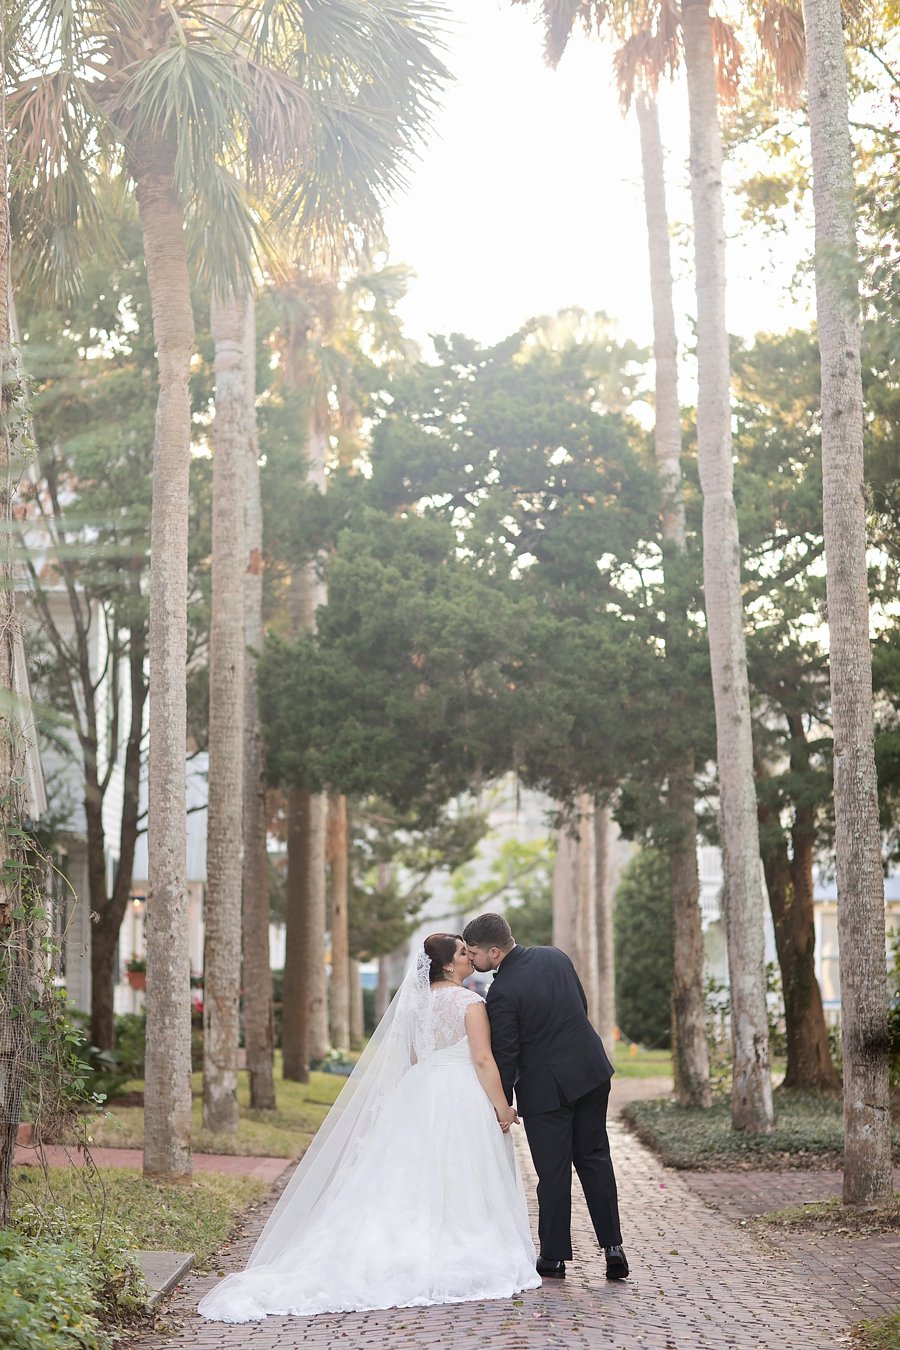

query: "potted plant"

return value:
[125, 956, 147, 991]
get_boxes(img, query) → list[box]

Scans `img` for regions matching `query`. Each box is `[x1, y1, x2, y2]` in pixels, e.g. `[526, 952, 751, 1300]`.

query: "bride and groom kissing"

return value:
[199, 913, 629, 1323]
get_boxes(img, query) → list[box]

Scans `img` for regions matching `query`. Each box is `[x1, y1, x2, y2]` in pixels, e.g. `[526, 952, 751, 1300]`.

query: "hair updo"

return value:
[423, 933, 462, 984]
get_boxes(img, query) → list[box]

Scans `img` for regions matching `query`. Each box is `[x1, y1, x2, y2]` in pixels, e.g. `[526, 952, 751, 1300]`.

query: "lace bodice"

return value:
[430, 986, 483, 1051]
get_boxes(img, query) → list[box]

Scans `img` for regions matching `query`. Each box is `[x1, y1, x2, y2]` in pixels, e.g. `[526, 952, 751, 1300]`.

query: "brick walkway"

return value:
[14, 1144, 291, 1184]
[684, 1166, 900, 1327]
[129, 1079, 862, 1350]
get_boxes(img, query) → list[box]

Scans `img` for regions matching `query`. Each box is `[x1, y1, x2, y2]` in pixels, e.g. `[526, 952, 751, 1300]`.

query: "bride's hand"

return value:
[496, 1103, 519, 1131]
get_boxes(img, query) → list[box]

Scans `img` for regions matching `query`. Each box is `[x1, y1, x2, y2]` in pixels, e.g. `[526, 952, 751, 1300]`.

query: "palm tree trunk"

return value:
[636, 90, 711, 1107]
[281, 416, 330, 1068]
[0, 88, 26, 1223]
[681, 0, 773, 1132]
[203, 290, 248, 1134]
[305, 792, 330, 1062]
[349, 958, 364, 1049]
[135, 144, 195, 1180]
[800, 0, 891, 1203]
[594, 802, 616, 1056]
[240, 296, 276, 1110]
[328, 794, 351, 1050]
[282, 786, 310, 1081]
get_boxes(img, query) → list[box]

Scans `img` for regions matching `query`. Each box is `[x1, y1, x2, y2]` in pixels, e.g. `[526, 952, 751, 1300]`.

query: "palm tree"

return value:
[680, 0, 773, 1131]
[632, 85, 711, 1106]
[203, 289, 250, 1134]
[798, 0, 892, 1203]
[240, 294, 277, 1109]
[9, 0, 447, 1175]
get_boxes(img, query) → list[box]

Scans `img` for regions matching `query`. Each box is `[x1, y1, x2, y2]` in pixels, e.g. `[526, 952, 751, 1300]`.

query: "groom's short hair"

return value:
[463, 913, 513, 950]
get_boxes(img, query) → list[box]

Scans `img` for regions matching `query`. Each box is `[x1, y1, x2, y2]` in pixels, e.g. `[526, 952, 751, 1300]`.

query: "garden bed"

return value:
[622, 1090, 900, 1170]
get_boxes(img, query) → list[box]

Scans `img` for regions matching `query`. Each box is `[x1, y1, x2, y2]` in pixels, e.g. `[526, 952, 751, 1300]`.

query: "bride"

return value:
[198, 933, 541, 1322]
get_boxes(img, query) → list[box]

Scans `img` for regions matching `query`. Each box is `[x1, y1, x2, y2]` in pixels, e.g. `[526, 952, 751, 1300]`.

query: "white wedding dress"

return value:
[198, 958, 540, 1322]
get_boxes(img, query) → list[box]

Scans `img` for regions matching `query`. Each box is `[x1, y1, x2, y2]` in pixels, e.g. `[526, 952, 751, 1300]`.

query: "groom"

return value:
[463, 913, 629, 1282]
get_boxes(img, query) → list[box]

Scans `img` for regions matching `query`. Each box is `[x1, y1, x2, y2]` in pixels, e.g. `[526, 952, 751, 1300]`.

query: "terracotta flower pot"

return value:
[127, 970, 146, 991]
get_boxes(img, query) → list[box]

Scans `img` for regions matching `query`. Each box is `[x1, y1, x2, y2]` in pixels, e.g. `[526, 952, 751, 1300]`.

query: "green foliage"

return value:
[613, 848, 673, 1050]
[14, 1168, 264, 1272]
[258, 322, 690, 819]
[62, 1012, 148, 1101]
[856, 1310, 900, 1350]
[623, 1089, 900, 1170]
[348, 800, 487, 959]
[0, 1232, 109, 1350]
[450, 836, 554, 948]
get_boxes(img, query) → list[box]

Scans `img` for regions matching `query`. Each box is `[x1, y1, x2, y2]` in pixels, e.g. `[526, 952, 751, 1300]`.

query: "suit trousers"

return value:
[522, 1080, 622, 1259]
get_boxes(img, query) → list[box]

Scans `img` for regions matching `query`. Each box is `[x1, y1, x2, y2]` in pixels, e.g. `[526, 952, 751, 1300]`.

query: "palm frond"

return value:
[755, 3, 806, 108]
[241, 56, 312, 194]
[510, 0, 607, 68]
[185, 162, 263, 300]
[613, 1, 681, 113]
[711, 17, 743, 107]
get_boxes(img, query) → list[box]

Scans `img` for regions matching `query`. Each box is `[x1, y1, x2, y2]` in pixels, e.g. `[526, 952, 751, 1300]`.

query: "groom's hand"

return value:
[496, 1103, 519, 1132]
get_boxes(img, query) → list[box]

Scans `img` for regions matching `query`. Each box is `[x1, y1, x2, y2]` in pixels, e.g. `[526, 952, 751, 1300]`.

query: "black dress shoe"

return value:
[605, 1245, 629, 1280]
[536, 1258, 566, 1278]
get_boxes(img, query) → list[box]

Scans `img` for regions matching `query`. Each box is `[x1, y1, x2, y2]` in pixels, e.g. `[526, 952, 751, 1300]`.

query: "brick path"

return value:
[14, 1144, 291, 1184]
[129, 1077, 862, 1350]
[684, 1167, 900, 1326]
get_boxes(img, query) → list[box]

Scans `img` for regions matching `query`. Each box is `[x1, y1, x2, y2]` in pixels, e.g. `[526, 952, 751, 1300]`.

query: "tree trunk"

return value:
[328, 794, 351, 1050]
[682, 0, 773, 1132]
[552, 816, 578, 957]
[574, 794, 599, 1020]
[800, 0, 891, 1202]
[240, 295, 276, 1110]
[760, 819, 841, 1094]
[135, 144, 195, 1180]
[282, 786, 310, 1082]
[0, 84, 25, 1223]
[203, 290, 248, 1135]
[594, 802, 616, 1057]
[636, 89, 711, 1107]
[669, 766, 713, 1105]
[757, 717, 840, 1094]
[376, 952, 392, 1022]
[278, 409, 330, 1074]
[305, 792, 329, 1062]
[349, 958, 364, 1049]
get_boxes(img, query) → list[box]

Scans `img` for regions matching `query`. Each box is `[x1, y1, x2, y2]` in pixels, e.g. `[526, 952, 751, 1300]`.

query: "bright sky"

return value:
[383, 0, 814, 355]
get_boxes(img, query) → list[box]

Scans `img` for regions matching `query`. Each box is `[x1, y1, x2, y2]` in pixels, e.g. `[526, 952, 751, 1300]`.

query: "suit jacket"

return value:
[486, 944, 613, 1116]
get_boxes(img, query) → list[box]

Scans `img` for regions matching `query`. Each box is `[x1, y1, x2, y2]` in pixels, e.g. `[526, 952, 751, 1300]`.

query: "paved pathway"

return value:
[14, 1143, 291, 1184]
[685, 1166, 900, 1327]
[129, 1088, 855, 1350]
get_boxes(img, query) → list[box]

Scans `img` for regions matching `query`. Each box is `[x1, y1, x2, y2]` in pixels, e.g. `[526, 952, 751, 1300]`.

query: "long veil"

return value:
[200, 947, 435, 1293]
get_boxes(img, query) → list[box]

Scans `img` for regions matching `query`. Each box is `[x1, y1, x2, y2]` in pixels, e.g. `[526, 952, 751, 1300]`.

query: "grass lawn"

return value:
[90, 1058, 347, 1157]
[623, 1089, 900, 1170]
[855, 1312, 900, 1350]
[12, 1167, 265, 1266]
[611, 1047, 673, 1078]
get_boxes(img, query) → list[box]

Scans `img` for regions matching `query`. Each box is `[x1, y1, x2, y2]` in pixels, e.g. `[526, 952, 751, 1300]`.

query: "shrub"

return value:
[0, 1231, 109, 1350]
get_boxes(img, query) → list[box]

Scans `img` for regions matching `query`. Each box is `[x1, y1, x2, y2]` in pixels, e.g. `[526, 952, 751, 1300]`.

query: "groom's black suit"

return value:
[486, 944, 622, 1259]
